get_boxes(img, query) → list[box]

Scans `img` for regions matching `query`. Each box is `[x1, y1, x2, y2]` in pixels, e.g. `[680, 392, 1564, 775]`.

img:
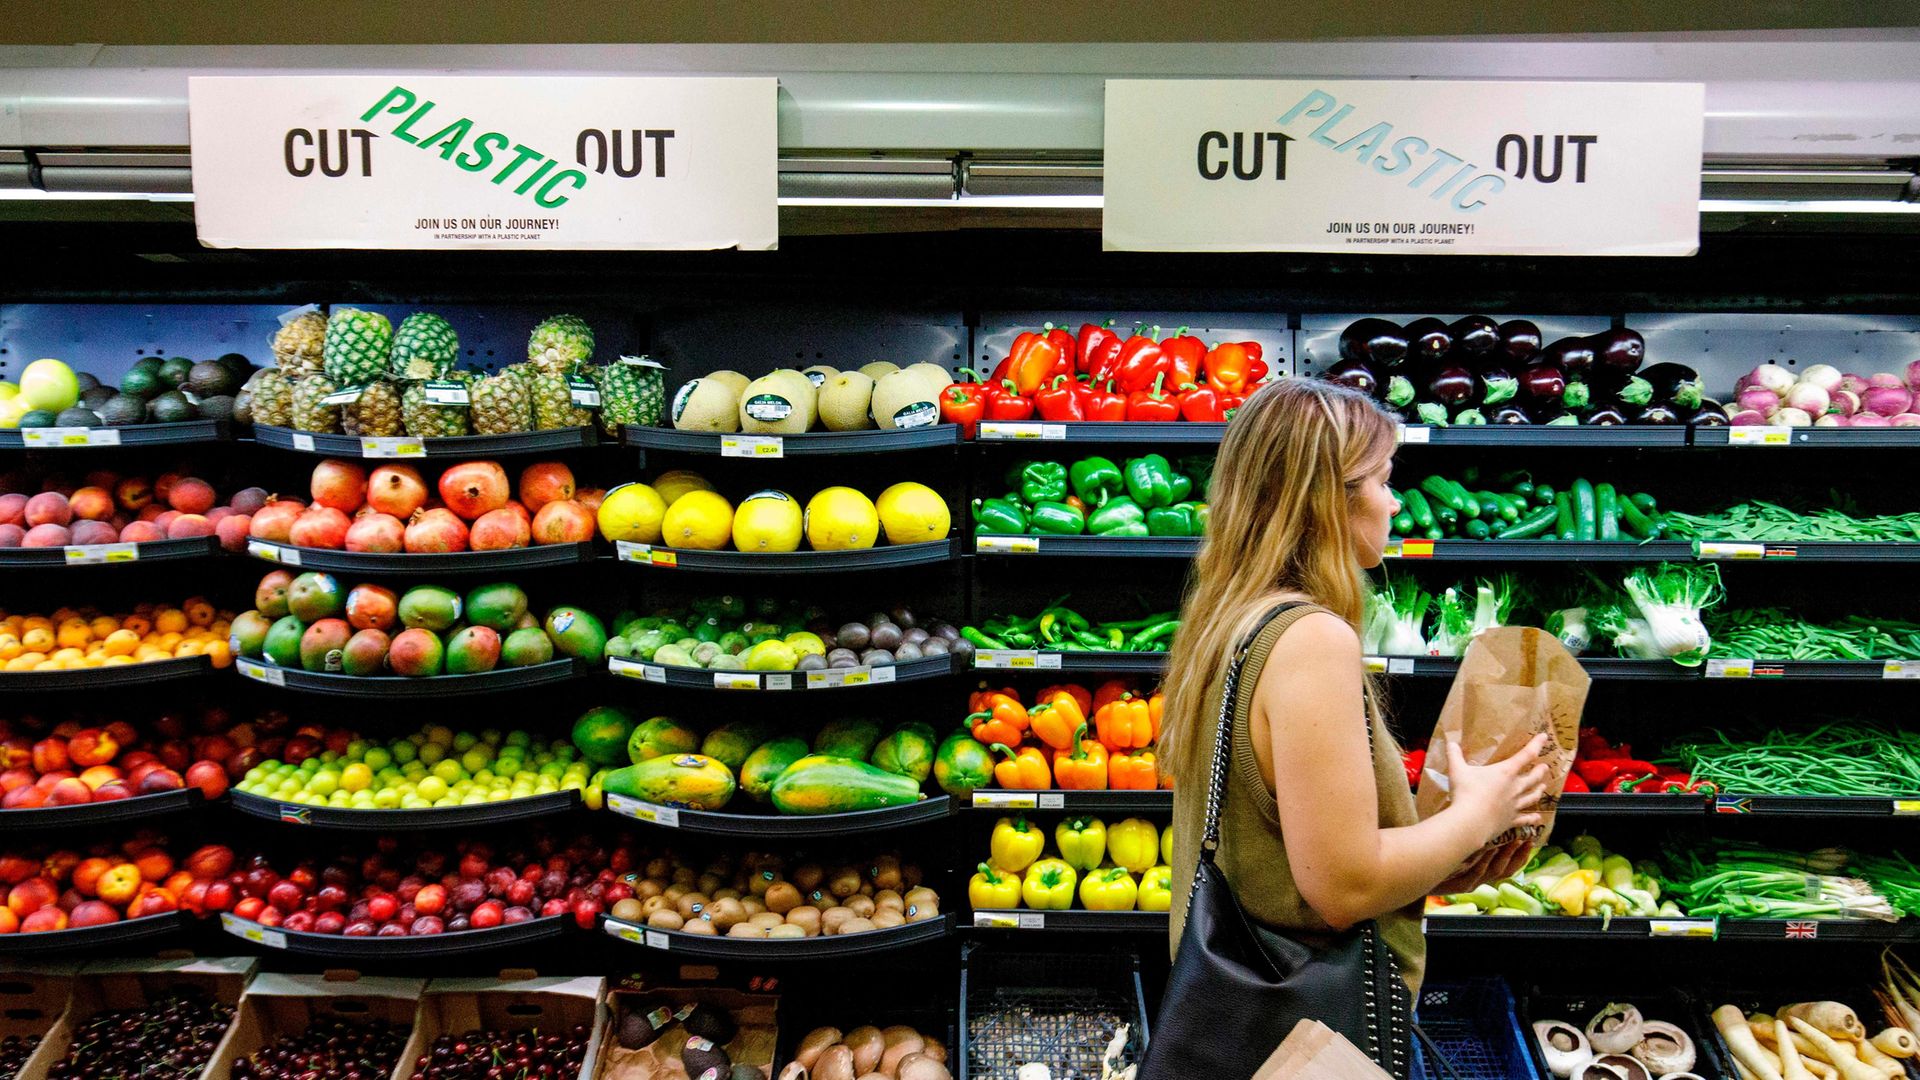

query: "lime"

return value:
[418, 743, 445, 766]
[364, 747, 393, 771]
[461, 747, 492, 773]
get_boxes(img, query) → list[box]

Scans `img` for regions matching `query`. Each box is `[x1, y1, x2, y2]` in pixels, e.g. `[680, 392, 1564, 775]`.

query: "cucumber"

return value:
[1595, 483, 1621, 542]
[769, 755, 925, 815]
[1392, 511, 1416, 536]
[1619, 497, 1660, 540]
[1403, 489, 1436, 531]
[1532, 484, 1556, 507]
[1629, 492, 1659, 514]
[1463, 518, 1492, 540]
[1474, 492, 1504, 521]
[1571, 479, 1598, 541]
[1554, 491, 1576, 541]
[1420, 476, 1474, 518]
[1497, 505, 1559, 540]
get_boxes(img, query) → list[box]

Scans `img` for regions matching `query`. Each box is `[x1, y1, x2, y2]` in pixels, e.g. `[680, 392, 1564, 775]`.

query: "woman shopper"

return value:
[1140, 379, 1548, 1079]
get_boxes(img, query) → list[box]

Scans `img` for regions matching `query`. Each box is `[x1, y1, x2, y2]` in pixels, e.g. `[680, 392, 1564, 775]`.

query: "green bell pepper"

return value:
[972, 497, 1028, 536]
[1123, 454, 1177, 508]
[1088, 497, 1149, 537]
[1168, 470, 1193, 503]
[1145, 503, 1202, 537]
[1014, 460, 1068, 506]
[1178, 455, 1214, 500]
[1027, 500, 1086, 536]
[1069, 456, 1124, 507]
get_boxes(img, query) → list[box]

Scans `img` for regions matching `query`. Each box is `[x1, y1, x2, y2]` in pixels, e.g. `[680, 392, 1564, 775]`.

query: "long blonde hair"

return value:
[1158, 378, 1398, 782]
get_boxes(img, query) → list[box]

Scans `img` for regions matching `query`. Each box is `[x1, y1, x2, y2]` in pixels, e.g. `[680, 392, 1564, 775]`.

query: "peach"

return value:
[71, 857, 113, 896]
[23, 492, 70, 528]
[45, 779, 92, 806]
[69, 520, 118, 546]
[288, 506, 350, 549]
[0, 787, 43, 810]
[165, 514, 212, 539]
[31, 739, 68, 775]
[184, 761, 228, 800]
[366, 465, 427, 518]
[531, 500, 595, 545]
[119, 520, 165, 543]
[215, 514, 252, 552]
[0, 856, 35, 884]
[92, 781, 132, 802]
[153, 472, 182, 505]
[310, 459, 368, 513]
[404, 508, 468, 553]
[343, 512, 404, 553]
[167, 477, 216, 515]
[68, 486, 115, 521]
[205, 505, 235, 525]
[19, 907, 67, 933]
[0, 493, 27, 526]
[247, 502, 302, 543]
[437, 461, 509, 521]
[137, 769, 183, 795]
[0, 525, 21, 548]
[68, 900, 118, 928]
[136, 503, 166, 522]
[517, 462, 575, 513]
[114, 476, 153, 512]
[21, 523, 71, 547]
[153, 510, 180, 532]
[95, 864, 141, 906]
[0, 769, 32, 793]
[132, 849, 173, 882]
[34, 772, 72, 791]
[129, 890, 177, 918]
[469, 508, 530, 551]
[7, 878, 55, 917]
[229, 487, 270, 515]
[66, 729, 118, 767]
[185, 845, 233, 879]
[78, 766, 122, 791]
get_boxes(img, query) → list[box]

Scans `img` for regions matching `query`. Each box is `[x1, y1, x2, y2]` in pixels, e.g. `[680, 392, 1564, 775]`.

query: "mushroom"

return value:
[1587, 1003, 1647, 1055]
[1574, 1054, 1651, 1080]
[1534, 1020, 1595, 1078]
[1629, 1021, 1696, 1077]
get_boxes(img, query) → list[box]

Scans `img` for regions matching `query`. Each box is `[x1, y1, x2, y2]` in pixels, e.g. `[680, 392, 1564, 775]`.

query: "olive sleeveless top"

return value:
[1167, 602, 1427, 993]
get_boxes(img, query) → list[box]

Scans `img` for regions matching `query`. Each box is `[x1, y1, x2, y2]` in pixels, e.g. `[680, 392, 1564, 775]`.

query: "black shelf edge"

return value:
[971, 535, 1201, 558]
[1555, 793, 1710, 816]
[1383, 540, 1695, 562]
[250, 425, 600, 457]
[1714, 919, 1920, 941]
[244, 539, 597, 574]
[0, 911, 190, 953]
[0, 788, 204, 830]
[976, 421, 1227, 445]
[1710, 793, 1920, 817]
[967, 909, 1169, 932]
[601, 913, 952, 958]
[0, 654, 211, 692]
[235, 657, 583, 696]
[613, 538, 958, 573]
[1399, 425, 1689, 448]
[0, 537, 221, 568]
[1686, 540, 1920, 562]
[965, 789, 1172, 813]
[1693, 427, 1920, 448]
[1423, 916, 1683, 939]
[230, 789, 579, 829]
[220, 912, 571, 956]
[1367, 656, 1696, 680]
[969, 650, 1168, 675]
[0, 421, 226, 449]
[609, 652, 955, 691]
[1702, 658, 1910, 680]
[624, 425, 962, 455]
[604, 792, 953, 836]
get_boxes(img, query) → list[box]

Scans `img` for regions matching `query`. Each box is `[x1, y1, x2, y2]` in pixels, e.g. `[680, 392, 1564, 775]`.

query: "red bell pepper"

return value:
[1401, 748, 1426, 791]
[984, 380, 1035, 422]
[1033, 375, 1087, 422]
[1161, 333, 1206, 391]
[1246, 343, 1270, 385]
[1113, 334, 1169, 393]
[1004, 333, 1062, 397]
[1219, 391, 1246, 420]
[1177, 384, 1225, 422]
[1078, 323, 1124, 382]
[1045, 326, 1078, 380]
[1562, 771, 1590, 793]
[1085, 381, 1127, 422]
[1603, 770, 1661, 794]
[941, 376, 987, 439]
[1575, 756, 1657, 788]
[1202, 342, 1257, 395]
[1687, 778, 1720, 795]
[1126, 373, 1179, 422]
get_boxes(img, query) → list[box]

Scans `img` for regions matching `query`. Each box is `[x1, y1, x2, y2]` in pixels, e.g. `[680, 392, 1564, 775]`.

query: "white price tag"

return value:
[720, 434, 784, 458]
[972, 911, 1021, 928]
[1696, 542, 1765, 561]
[21, 427, 121, 447]
[221, 913, 287, 948]
[290, 433, 316, 452]
[975, 650, 1039, 670]
[607, 793, 681, 829]
[1704, 658, 1753, 679]
[976, 535, 1041, 554]
[615, 541, 679, 568]
[1396, 425, 1432, 445]
[63, 543, 138, 565]
[1728, 425, 1792, 446]
[568, 377, 601, 407]
[1885, 661, 1920, 680]
[322, 386, 365, 406]
[1649, 919, 1716, 938]
[1038, 793, 1064, 809]
[247, 540, 300, 566]
[713, 672, 761, 690]
[763, 673, 792, 690]
[359, 436, 425, 458]
[972, 791, 1037, 810]
[978, 422, 1067, 440]
[236, 658, 285, 686]
[1894, 799, 1920, 816]
[608, 657, 668, 683]
[1018, 912, 1046, 928]
[1387, 658, 1415, 675]
[421, 381, 471, 405]
[805, 665, 895, 688]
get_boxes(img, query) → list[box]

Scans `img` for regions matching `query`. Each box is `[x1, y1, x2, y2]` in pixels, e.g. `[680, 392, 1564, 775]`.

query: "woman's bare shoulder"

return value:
[1268, 608, 1361, 664]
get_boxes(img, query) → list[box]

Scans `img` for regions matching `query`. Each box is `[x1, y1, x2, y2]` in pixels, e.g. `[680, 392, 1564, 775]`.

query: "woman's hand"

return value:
[1443, 733, 1551, 849]
[1432, 839, 1535, 895]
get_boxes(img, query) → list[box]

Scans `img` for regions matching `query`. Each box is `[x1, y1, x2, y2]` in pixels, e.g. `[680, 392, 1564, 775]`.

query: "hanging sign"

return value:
[1104, 79, 1703, 256]
[188, 76, 778, 250]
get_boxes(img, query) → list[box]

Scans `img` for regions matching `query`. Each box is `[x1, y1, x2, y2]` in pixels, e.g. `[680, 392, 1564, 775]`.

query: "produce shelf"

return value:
[1693, 427, 1920, 448]
[229, 788, 579, 830]
[0, 912, 191, 954]
[1368, 656, 1696, 680]
[235, 657, 584, 695]
[1708, 793, 1920, 817]
[601, 913, 953, 959]
[220, 912, 571, 956]
[968, 909, 1169, 932]
[1714, 919, 1920, 941]
[604, 791, 953, 837]
[1423, 916, 1699, 939]
[0, 421, 227, 449]
[1686, 540, 1920, 562]
[1554, 793, 1711, 816]
[1382, 539, 1695, 562]
[0, 788, 203, 831]
[250, 425, 600, 457]
[975, 420, 1227, 445]
[608, 652, 955, 690]
[0, 537, 220, 568]
[1701, 658, 1914, 680]
[0, 655, 210, 693]
[971, 535, 1201, 558]
[625, 425, 962, 456]
[244, 538, 597, 574]
[966, 789, 1173, 813]
[1398, 425, 1690, 448]
[613, 538, 958, 573]
[970, 650, 1167, 675]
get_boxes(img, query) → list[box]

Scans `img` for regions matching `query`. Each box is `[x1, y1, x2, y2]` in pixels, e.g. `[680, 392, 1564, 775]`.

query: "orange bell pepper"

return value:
[1109, 749, 1158, 790]
[968, 693, 1030, 748]
[991, 743, 1052, 789]
[1005, 332, 1063, 396]
[1094, 693, 1157, 752]
[1092, 679, 1137, 711]
[1052, 725, 1109, 790]
[970, 685, 1018, 713]
[1030, 692, 1088, 751]
[1037, 683, 1092, 716]
[1148, 690, 1164, 730]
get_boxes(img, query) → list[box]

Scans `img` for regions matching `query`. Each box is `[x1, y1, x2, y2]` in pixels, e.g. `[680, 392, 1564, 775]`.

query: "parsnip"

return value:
[1788, 1018, 1886, 1080]
[1716, 1006, 1787, 1080]
[1776, 1015, 1817, 1080]
[1871, 1028, 1917, 1059]
[1781, 1003, 1868, 1042]
[1854, 1037, 1904, 1079]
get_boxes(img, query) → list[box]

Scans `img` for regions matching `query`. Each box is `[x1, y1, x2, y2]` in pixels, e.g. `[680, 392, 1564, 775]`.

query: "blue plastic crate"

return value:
[1413, 978, 1542, 1080]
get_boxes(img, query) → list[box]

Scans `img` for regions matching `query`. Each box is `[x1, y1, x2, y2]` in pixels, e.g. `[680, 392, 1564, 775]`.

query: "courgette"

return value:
[1619, 497, 1660, 540]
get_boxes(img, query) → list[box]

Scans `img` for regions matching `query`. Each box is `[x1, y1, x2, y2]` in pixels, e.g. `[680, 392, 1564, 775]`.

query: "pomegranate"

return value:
[404, 508, 469, 553]
[344, 512, 405, 553]
[517, 462, 575, 513]
[310, 459, 368, 513]
[436, 461, 509, 521]
[247, 502, 303, 543]
[575, 487, 607, 514]
[366, 464, 428, 518]
[288, 506, 351, 549]
[530, 500, 596, 545]
[468, 508, 531, 551]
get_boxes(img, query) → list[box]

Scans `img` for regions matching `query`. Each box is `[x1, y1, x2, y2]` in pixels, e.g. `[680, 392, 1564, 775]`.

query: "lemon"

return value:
[732, 490, 803, 552]
[0, 382, 16, 400]
[661, 489, 734, 550]
[805, 487, 880, 550]
[784, 631, 826, 657]
[874, 482, 952, 545]
[597, 483, 667, 544]
[745, 639, 799, 671]
[0, 396, 27, 429]
[17, 359, 78, 412]
[653, 470, 714, 508]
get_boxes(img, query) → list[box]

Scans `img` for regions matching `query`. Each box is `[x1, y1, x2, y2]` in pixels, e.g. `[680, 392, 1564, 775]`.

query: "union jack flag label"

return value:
[1785, 921, 1818, 939]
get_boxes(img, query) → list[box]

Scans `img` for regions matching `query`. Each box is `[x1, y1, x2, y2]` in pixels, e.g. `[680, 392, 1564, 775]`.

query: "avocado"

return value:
[195, 394, 237, 422]
[157, 356, 195, 388]
[16, 410, 55, 428]
[681, 1004, 736, 1046]
[615, 1010, 660, 1050]
[54, 407, 101, 428]
[74, 371, 101, 393]
[679, 1037, 730, 1080]
[118, 367, 161, 399]
[187, 360, 238, 396]
[80, 386, 116, 410]
[147, 391, 196, 423]
[130, 356, 162, 375]
[217, 352, 254, 381]
[99, 394, 148, 426]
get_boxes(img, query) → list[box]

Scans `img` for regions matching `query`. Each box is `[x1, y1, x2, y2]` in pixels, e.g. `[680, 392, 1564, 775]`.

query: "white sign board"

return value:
[1104, 79, 1703, 257]
[189, 76, 778, 250]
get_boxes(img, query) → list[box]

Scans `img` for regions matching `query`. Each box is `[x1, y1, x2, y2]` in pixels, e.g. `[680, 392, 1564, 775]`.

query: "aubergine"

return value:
[1519, 362, 1567, 401]
[1427, 365, 1478, 406]
[1449, 315, 1500, 356]
[1479, 366, 1518, 406]
[1322, 359, 1381, 399]
[1490, 404, 1532, 425]
[1384, 374, 1416, 409]
[1405, 317, 1452, 361]
[1497, 319, 1544, 366]
[1688, 399, 1731, 426]
[1590, 328, 1647, 376]
[1640, 362, 1704, 410]
[1584, 404, 1630, 426]
[1338, 318, 1409, 368]
[1636, 402, 1683, 424]
[1542, 337, 1596, 379]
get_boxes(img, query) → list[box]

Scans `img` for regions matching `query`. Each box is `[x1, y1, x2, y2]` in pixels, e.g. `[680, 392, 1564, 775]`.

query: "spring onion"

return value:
[1665, 842, 1897, 921]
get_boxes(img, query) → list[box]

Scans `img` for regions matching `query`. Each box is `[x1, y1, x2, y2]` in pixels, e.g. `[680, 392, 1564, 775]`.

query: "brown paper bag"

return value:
[1252, 1019, 1394, 1080]
[1415, 626, 1587, 848]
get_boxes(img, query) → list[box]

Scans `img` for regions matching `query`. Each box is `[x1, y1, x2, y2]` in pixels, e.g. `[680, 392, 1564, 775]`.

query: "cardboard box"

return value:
[596, 978, 778, 1080]
[18, 957, 255, 1080]
[0, 964, 77, 1080]
[204, 971, 425, 1080]
[396, 972, 606, 1080]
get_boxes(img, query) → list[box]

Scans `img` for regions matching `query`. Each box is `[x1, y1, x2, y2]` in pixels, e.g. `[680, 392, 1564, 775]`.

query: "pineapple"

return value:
[271, 310, 326, 374]
[343, 379, 404, 437]
[401, 373, 471, 438]
[249, 368, 295, 428]
[531, 367, 593, 430]
[388, 313, 459, 381]
[322, 307, 394, 387]
[290, 374, 342, 433]
[527, 314, 594, 375]
[471, 369, 533, 435]
[597, 357, 665, 434]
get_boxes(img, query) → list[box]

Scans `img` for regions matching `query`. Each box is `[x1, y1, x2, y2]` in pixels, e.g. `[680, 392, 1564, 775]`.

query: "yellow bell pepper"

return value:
[1106, 817, 1160, 875]
[1546, 868, 1598, 916]
[990, 815, 1045, 873]
[1079, 867, 1138, 911]
[1054, 816, 1108, 872]
[1160, 825, 1172, 866]
[969, 863, 1022, 910]
[1137, 865, 1172, 912]
[1021, 858, 1078, 910]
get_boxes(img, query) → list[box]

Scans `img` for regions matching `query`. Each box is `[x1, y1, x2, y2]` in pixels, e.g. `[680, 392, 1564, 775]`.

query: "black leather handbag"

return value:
[1139, 603, 1412, 1080]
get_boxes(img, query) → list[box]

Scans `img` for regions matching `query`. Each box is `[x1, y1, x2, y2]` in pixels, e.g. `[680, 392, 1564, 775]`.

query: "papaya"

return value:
[932, 730, 994, 796]
[603, 754, 737, 811]
[627, 716, 699, 764]
[869, 722, 937, 784]
[769, 755, 923, 816]
[740, 736, 809, 803]
[700, 721, 777, 773]
[812, 717, 883, 761]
